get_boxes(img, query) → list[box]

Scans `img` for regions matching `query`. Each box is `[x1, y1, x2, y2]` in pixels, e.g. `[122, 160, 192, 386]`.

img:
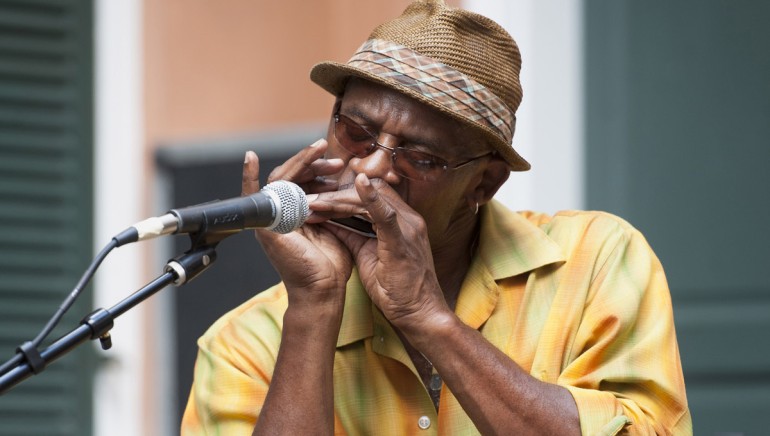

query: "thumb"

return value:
[242, 151, 261, 196]
[355, 173, 399, 238]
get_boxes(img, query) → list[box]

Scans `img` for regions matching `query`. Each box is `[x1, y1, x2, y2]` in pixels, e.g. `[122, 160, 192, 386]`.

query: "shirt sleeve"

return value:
[556, 220, 692, 435]
[181, 340, 266, 435]
[181, 288, 285, 435]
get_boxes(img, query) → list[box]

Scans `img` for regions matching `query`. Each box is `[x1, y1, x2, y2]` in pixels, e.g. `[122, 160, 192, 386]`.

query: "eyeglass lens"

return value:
[334, 113, 448, 181]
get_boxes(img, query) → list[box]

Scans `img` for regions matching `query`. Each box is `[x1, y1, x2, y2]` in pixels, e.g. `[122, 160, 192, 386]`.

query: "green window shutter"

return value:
[0, 0, 94, 435]
[586, 2, 770, 433]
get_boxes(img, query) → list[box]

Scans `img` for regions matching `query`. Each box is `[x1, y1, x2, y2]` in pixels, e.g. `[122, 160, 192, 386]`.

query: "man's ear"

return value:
[327, 98, 343, 138]
[473, 157, 511, 206]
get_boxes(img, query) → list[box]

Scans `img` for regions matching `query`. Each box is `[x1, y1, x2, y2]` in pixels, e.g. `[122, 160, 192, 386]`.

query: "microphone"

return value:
[113, 181, 309, 246]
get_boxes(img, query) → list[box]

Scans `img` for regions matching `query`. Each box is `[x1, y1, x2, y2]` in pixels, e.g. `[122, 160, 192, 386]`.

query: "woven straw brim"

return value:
[310, 61, 531, 172]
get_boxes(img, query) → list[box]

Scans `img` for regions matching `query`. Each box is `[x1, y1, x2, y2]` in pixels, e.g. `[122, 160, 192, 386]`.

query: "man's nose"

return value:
[348, 135, 401, 184]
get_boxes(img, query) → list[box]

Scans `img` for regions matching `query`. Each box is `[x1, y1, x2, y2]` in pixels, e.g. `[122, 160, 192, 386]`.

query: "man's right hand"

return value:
[242, 140, 352, 309]
[246, 140, 355, 435]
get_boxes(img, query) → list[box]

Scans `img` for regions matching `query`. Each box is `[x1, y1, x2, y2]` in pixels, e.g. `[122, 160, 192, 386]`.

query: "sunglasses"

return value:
[333, 112, 493, 182]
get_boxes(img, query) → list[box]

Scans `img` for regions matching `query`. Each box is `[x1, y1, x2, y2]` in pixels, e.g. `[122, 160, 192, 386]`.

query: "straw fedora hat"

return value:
[310, 0, 529, 171]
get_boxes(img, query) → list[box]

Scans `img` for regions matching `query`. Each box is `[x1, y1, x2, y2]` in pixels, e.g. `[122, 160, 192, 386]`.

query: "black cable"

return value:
[31, 239, 119, 347]
[0, 351, 22, 377]
[0, 234, 129, 376]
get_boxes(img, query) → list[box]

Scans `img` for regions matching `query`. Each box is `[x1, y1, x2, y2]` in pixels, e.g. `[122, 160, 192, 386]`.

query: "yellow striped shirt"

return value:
[182, 200, 692, 435]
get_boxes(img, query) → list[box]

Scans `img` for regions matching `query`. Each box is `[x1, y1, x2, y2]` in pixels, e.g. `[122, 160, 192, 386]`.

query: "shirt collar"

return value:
[336, 269, 374, 348]
[336, 199, 565, 348]
[477, 200, 565, 280]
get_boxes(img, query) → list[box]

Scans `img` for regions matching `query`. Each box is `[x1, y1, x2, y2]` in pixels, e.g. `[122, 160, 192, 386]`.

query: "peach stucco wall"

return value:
[144, 0, 425, 146]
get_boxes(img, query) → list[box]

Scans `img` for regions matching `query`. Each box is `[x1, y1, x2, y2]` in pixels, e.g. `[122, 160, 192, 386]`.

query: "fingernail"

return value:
[358, 173, 371, 187]
[327, 158, 343, 165]
[306, 193, 319, 203]
[310, 138, 325, 148]
[244, 150, 256, 164]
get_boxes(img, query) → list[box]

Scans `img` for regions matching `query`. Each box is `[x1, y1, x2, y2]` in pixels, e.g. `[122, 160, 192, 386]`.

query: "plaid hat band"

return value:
[348, 39, 515, 145]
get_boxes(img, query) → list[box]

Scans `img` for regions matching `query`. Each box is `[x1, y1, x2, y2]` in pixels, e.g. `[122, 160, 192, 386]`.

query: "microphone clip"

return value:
[165, 243, 218, 285]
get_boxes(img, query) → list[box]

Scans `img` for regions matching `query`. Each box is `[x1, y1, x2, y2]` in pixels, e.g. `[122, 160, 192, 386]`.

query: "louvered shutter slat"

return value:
[0, 0, 93, 434]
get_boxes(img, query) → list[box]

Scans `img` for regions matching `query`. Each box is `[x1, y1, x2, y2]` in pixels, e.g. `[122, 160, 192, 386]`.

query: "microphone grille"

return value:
[262, 181, 309, 234]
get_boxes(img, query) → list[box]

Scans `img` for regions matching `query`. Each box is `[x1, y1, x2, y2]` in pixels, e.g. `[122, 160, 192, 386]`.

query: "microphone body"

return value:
[122, 181, 309, 244]
[171, 191, 278, 236]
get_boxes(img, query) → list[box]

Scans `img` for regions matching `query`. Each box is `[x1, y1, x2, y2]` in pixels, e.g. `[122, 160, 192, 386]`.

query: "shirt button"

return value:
[418, 416, 431, 430]
[429, 374, 442, 391]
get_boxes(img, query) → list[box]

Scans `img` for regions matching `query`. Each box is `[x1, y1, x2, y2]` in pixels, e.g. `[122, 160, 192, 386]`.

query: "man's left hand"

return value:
[312, 173, 454, 334]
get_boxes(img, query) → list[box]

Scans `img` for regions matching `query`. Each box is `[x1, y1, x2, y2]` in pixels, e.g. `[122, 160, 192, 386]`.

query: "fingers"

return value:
[244, 139, 344, 200]
[308, 158, 344, 178]
[267, 139, 344, 189]
[303, 174, 341, 195]
[354, 174, 406, 239]
[307, 187, 370, 223]
[248, 138, 344, 239]
[242, 150, 260, 196]
[310, 173, 413, 239]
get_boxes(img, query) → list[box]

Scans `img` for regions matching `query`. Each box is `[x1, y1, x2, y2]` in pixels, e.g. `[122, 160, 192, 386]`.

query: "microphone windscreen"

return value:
[262, 181, 309, 234]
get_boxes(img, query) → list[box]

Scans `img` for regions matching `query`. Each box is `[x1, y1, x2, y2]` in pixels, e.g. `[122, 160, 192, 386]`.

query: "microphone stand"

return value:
[0, 238, 220, 394]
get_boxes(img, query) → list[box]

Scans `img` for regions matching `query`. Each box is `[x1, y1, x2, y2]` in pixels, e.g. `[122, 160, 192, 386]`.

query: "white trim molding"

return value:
[94, 1, 148, 435]
[464, 0, 585, 214]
